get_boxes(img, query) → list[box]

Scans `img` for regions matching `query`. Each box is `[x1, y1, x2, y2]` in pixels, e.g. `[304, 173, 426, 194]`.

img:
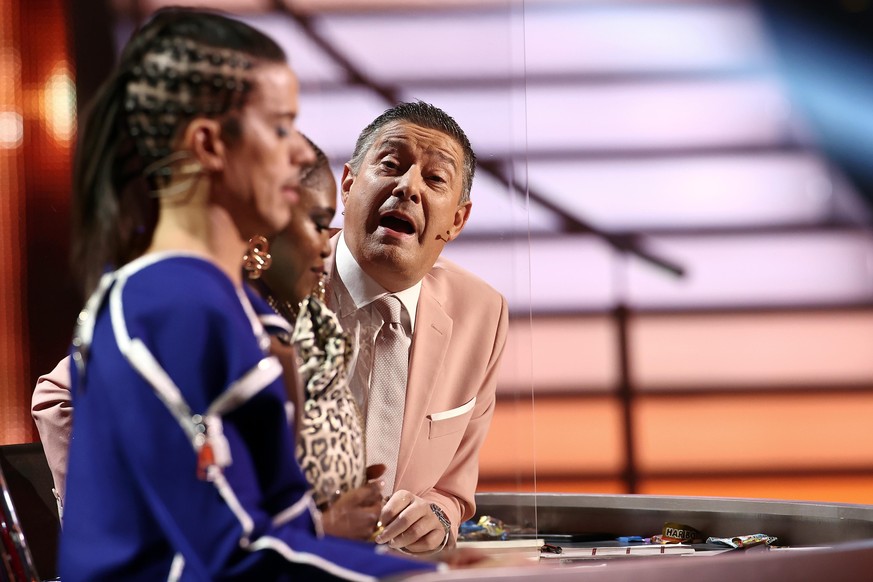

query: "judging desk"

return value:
[410, 493, 873, 581]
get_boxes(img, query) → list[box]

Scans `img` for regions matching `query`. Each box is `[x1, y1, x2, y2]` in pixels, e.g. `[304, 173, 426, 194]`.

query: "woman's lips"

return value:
[282, 185, 300, 204]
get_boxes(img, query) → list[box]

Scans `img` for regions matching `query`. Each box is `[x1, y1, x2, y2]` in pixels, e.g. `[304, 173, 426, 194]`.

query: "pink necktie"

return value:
[365, 295, 410, 493]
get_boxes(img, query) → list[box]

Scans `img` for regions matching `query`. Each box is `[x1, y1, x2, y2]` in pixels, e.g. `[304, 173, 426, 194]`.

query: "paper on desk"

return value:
[456, 538, 545, 554]
[540, 545, 696, 559]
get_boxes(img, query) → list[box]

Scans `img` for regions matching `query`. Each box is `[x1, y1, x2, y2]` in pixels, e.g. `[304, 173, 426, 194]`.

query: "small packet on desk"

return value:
[651, 521, 704, 544]
[458, 515, 508, 541]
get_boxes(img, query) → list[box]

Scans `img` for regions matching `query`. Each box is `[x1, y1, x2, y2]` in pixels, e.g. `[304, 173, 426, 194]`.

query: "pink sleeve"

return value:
[32, 355, 73, 502]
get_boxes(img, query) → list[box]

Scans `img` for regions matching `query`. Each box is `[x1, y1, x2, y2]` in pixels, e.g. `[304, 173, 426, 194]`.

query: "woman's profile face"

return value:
[218, 63, 315, 238]
[263, 170, 337, 305]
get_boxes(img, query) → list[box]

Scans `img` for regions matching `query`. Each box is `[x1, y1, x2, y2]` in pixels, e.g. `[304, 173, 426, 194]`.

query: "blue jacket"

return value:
[60, 253, 436, 581]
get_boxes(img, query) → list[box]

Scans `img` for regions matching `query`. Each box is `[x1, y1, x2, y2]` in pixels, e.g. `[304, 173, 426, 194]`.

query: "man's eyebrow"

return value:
[375, 138, 458, 171]
[430, 149, 458, 171]
[373, 138, 405, 153]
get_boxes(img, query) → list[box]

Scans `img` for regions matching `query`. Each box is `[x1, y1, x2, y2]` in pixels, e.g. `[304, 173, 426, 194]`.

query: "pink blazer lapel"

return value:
[394, 284, 452, 485]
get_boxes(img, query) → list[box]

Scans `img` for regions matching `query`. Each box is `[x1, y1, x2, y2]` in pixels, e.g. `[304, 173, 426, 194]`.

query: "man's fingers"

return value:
[387, 517, 442, 551]
[378, 490, 415, 527]
[373, 492, 450, 553]
[375, 491, 446, 553]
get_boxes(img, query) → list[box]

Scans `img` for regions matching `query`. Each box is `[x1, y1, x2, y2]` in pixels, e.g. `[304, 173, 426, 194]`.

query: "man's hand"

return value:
[374, 490, 450, 553]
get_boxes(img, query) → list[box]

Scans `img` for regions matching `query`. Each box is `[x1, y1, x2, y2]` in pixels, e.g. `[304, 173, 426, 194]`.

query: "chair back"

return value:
[0, 443, 59, 581]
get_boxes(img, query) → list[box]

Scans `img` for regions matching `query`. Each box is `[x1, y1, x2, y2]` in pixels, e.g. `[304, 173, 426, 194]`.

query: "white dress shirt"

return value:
[333, 233, 422, 416]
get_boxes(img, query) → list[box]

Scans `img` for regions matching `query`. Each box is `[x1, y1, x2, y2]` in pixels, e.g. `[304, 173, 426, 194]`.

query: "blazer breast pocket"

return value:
[427, 397, 476, 439]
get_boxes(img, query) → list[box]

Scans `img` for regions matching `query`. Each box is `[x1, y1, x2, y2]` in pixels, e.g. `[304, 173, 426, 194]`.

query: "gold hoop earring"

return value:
[243, 235, 272, 279]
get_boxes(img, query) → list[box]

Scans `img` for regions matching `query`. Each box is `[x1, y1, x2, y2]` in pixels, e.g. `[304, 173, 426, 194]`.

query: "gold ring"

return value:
[369, 520, 384, 543]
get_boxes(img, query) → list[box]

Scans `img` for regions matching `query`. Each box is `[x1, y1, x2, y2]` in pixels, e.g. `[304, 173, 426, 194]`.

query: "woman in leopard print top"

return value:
[257, 140, 383, 541]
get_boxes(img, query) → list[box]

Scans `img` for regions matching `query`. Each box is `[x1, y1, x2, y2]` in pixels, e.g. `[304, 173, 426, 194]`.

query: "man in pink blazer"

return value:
[330, 101, 508, 555]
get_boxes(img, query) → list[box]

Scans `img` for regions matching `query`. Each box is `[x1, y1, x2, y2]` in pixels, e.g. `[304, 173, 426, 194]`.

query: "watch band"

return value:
[429, 503, 452, 553]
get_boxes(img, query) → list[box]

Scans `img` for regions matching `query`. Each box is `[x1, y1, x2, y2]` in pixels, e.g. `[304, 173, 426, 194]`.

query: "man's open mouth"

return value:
[379, 214, 415, 234]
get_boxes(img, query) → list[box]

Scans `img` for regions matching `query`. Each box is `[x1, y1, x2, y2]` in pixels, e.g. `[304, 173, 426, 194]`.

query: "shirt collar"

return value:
[336, 232, 422, 331]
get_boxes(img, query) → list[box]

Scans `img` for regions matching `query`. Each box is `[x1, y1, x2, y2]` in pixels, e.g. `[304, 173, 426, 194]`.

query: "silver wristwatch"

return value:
[429, 503, 452, 552]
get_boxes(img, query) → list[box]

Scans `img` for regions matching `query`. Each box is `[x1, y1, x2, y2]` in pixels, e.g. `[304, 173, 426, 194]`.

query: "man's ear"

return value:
[446, 201, 472, 242]
[340, 163, 355, 207]
[182, 118, 226, 172]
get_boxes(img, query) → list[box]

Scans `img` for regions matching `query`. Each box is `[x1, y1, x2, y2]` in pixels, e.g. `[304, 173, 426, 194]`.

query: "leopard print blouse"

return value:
[292, 296, 366, 507]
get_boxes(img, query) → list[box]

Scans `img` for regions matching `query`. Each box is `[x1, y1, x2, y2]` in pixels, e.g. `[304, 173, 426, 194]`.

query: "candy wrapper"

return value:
[706, 533, 778, 549]
[458, 515, 508, 541]
[651, 521, 703, 544]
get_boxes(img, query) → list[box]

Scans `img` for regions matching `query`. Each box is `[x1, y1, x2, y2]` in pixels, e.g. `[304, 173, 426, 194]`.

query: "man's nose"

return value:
[393, 167, 422, 203]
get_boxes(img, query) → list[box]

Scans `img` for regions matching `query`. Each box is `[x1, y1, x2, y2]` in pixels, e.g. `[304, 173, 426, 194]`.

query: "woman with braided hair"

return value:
[59, 8, 439, 580]
[34, 141, 388, 543]
[34, 141, 397, 543]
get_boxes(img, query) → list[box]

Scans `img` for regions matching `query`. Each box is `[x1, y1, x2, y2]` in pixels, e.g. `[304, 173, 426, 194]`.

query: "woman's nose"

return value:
[292, 131, 316, 166]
